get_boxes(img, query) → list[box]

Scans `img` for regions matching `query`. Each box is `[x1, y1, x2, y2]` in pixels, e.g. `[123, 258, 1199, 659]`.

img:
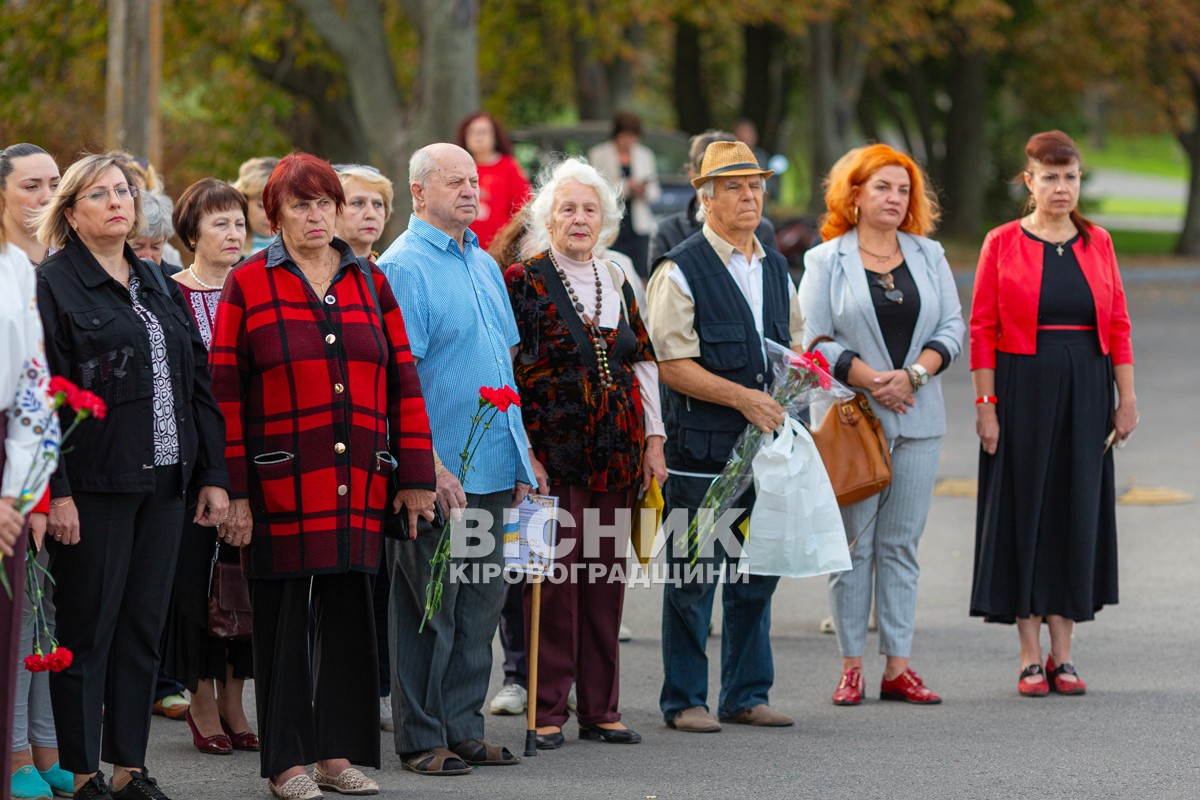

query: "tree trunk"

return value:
[806, 21, 841, 213]
[940, 46, 989, 236]
[741, 24, 777, 143]
[1174, 72, 1200, 256]
[106, 0, 162, 166]
[407, 0, 481, 144]
[673, 18, 710, 135]
[605, 21, 640, 114]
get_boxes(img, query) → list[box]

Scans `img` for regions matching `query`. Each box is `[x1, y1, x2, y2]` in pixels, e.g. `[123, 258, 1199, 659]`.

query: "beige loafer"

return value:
[720, 704, 795, 727]
[312, 767, 379, 796]
[269, 774, 323, 800]
[667, 706, 722, 733]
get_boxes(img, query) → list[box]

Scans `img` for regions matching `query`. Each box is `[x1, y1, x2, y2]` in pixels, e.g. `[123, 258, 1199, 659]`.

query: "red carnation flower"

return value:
[44, 646, 73, 672]
[73, 390, 107, 420]
[47, 376, 80, 407]
[23, 653, 47, 673]
[499, 386, 521, 408]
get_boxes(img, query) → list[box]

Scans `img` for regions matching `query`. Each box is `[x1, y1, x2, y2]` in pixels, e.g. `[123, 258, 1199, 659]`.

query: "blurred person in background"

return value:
[1, 143, 59, 265]
[36, 151, 229, 800]
[131, 191, 181, 275]
[456, 112, 531, 252]
[588, 111, 660, 280]
[231, 157, 279, 257]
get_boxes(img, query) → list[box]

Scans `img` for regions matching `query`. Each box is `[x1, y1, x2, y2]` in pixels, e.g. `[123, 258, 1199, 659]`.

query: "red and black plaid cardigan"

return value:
[209, 247, 435, 579]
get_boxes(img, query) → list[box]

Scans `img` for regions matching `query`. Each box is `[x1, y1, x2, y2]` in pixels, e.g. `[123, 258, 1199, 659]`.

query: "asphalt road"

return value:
[141, 274, 1199, 800]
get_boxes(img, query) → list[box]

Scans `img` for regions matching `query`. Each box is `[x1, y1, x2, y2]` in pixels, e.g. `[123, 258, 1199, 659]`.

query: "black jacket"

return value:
[37, 236, 228, 496]
[648, 196, 778, 272]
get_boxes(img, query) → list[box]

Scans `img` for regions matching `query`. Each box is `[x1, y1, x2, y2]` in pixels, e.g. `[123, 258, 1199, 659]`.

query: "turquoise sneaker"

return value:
[37, 762, 74, 798]
[10, 765, 52, 800]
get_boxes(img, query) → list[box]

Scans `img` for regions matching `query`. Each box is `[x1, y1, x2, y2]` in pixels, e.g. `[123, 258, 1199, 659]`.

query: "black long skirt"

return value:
[161, 514, 252, 691]
[971, 330, 1119, 623]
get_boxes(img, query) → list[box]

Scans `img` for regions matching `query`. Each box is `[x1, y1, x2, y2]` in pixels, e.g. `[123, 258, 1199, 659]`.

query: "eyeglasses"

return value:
[76, 185, 138, 204]
[871, 272, 904, 304]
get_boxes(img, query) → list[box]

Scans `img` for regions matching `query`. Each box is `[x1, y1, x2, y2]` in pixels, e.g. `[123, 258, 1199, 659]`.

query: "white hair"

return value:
[695, 180, 714, 223]
[525, 157, 623, 255]
[408, 147, 438, 189]
[140, 191, 175, 240]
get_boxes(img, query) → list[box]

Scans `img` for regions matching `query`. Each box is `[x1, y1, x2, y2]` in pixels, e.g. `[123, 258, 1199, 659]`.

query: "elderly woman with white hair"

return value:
[131, 190, 182, 274]
[503, 158, 666, 750]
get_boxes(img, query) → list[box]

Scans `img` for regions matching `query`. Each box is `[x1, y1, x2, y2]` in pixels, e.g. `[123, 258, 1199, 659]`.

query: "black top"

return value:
[867, 261, 921, 369]
[36, 235, 229, 496]
[1023, 229, 1096, 326]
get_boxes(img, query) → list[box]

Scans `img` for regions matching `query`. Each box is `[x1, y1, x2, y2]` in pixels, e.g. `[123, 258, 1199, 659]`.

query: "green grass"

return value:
[1084, 134, 1187, 178]
[1107, 229, 1178, 255]
[1092, 196, 1186, 217]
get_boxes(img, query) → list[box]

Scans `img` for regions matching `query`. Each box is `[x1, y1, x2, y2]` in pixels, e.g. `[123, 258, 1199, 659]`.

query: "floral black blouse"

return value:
[504, 252, 656, 492]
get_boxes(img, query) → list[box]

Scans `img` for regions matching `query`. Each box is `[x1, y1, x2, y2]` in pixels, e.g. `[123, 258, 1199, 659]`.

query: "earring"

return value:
[853, 206, 859, 224]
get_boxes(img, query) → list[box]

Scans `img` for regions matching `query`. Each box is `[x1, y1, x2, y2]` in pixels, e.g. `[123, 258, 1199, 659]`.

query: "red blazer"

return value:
[209, 249, 435, 579]
[970, 219, 1133, 370]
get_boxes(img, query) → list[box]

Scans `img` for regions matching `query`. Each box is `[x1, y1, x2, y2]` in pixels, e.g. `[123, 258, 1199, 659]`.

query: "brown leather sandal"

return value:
[400, 747, 472, 776]
[450, 738, 521, 766]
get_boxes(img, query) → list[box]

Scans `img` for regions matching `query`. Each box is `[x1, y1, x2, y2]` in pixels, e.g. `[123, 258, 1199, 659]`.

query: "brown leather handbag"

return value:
[806, 337, 893, 506]
[207, 542, 253, 640]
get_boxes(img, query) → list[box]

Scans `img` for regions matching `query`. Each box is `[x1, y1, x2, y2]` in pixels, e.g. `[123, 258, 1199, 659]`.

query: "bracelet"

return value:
[975, 396, 998, 406]
[50, 497, 73, 508]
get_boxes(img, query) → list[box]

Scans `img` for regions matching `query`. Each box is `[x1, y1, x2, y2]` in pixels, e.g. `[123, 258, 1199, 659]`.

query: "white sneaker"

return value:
[618, 623, 632, 642]
[488, 683, 527, 715]
[380, 696, 394, 732]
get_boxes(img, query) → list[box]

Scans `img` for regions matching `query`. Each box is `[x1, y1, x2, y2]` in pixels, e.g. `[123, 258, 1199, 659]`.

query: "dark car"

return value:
[510, 122, 694, 218]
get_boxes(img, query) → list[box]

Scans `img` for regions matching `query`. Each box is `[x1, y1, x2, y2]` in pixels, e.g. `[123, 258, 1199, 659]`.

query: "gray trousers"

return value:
[829, 435, 941, 659]
[387, 489, 509, 754]
[12, 548, 57, 752]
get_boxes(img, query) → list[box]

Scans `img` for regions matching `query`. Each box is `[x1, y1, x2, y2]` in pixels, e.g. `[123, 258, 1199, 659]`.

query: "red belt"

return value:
[1036, 325, 1096, 331]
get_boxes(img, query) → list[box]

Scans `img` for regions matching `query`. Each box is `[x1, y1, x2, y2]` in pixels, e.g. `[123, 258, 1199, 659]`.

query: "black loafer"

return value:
[111, 769, 171, 800]
[579, 723, 642, 744]
[74, 772, 113, 800]
[535, 731, 565, 750]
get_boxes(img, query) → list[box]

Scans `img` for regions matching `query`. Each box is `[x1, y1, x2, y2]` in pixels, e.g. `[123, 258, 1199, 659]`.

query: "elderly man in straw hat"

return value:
[644, 140, 806, 733]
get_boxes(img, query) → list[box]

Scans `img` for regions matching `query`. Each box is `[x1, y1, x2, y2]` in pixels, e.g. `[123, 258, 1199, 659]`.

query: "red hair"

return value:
[261, 151, 345, 233]
[455, 112, 514, 158]
[819, 144, 940, 241]
[1019, 130, 1092, 248]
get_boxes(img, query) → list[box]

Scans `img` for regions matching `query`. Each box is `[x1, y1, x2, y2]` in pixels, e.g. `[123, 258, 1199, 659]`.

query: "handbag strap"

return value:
[806, 333, 835, 350]
[207, 537, 220, 595]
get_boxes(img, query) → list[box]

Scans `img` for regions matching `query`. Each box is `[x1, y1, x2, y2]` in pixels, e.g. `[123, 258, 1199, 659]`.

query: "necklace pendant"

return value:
[1056, 245, 1064, 257]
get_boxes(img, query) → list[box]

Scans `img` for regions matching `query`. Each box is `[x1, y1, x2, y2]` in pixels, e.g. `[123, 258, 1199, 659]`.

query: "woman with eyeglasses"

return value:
[970, 132, 1135, 697]
[34, 152, 230, 800]
[798, 144, 964, 708]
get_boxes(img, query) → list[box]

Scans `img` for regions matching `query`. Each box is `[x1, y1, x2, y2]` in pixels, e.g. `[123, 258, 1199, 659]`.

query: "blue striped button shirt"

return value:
[378, 215, 535, 494]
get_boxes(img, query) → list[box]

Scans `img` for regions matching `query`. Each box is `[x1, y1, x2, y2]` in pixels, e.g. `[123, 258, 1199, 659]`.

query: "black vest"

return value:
[662, 231, 792, 473]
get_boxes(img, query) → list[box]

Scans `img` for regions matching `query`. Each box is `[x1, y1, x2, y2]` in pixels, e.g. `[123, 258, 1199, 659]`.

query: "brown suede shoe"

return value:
[719, 704, 795, 727]
[667, 706, 722, 732]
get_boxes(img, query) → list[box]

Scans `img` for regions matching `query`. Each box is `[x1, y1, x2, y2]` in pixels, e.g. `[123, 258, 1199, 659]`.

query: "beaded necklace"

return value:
[548, 249, 614, 389]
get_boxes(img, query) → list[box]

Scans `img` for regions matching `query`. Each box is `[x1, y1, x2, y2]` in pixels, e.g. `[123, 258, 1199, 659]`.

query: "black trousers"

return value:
[250, 570, 379, 779]
[48, 466, 184, 773]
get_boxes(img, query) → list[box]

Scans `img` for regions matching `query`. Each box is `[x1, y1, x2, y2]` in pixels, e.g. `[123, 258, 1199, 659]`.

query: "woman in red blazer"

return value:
[969, 131, 1138, 698]
[211, 153, 436, 799]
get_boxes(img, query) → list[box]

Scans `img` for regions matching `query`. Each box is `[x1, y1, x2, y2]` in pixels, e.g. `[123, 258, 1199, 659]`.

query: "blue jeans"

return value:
[659, 474, 779, 721]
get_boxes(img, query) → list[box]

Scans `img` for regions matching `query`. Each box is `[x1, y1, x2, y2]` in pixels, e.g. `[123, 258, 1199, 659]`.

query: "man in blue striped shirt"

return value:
[378, 142, 534, 773]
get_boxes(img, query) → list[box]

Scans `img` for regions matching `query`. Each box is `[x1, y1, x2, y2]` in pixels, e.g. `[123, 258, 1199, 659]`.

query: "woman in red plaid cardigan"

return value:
[210, 153, 435, 800]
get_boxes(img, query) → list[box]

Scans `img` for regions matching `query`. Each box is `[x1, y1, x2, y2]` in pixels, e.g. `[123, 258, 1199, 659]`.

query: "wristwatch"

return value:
[905, 363, 930, 390]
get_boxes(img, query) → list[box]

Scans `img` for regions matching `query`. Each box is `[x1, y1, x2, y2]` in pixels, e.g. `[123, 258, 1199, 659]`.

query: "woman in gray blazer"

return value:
[799, 144, 964, 707]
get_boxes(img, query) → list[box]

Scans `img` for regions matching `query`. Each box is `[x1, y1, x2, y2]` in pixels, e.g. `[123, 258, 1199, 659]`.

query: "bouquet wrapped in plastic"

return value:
[684, 339, 854, 563]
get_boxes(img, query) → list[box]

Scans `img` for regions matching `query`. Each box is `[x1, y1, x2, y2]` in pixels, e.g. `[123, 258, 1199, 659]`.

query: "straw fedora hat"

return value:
[691, 141, 774, 189]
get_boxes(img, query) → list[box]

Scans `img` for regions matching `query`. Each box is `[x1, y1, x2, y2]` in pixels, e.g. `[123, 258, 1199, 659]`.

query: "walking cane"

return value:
[524, 574, 542, 757]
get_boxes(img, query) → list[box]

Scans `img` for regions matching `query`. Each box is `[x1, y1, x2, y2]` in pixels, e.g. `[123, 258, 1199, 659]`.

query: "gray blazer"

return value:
[799, 228, 965, 439]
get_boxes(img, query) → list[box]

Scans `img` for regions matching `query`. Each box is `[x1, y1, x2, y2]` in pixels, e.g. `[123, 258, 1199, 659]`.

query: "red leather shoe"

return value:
[832, 667, 863, 706]
[1018, 663, 1050, 697]
[185, 710, 233, 755]
[1045, 656, 1087, 695]
[220, 715, 261, 751]
[880, 668, 942, 704]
